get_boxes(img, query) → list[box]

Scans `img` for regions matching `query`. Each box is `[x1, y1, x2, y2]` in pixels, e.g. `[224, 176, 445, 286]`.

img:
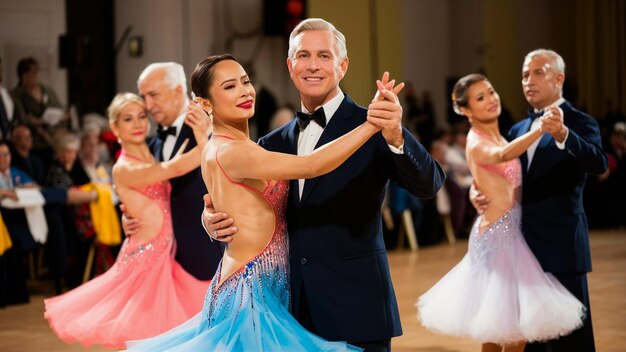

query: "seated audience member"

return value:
[81, 114, 113, 167]
[72, 131, 113, 186]
[0, 140, 30, 305]
[0, 139, 96, 297]
[10, 125, 46, 184]
[44, 133, 99, 290]
[10, 57, 67, 166]
[71, 131, 119, 276]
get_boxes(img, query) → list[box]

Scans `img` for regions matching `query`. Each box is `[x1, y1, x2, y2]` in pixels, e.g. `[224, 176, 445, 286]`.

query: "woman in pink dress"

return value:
[417, 74, 586, 352]
[44, 92, 211, 349]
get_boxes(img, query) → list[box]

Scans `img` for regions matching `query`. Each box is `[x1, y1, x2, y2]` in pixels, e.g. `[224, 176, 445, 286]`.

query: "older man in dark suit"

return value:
[475, 49, 606, 352]
[515, 49, 606, 352]
[123, 62, 223, 281]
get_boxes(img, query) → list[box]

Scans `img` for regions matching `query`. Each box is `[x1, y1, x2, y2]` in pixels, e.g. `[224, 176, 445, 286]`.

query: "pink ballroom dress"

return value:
[44, 151, 210, 349]
[416, 129, 586, 345]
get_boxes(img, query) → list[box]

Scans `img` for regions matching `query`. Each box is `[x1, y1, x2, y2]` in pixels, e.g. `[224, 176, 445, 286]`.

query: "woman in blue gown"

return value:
[126, 55, 403, 351]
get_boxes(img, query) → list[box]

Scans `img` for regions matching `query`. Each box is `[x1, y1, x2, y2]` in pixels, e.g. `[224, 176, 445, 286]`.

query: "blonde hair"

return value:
[107, 92, 145, 123]
[288, 18, 347, 62]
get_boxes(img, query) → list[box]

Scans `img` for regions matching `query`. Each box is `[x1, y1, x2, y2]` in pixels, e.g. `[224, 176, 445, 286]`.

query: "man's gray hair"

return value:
[288, 18, 347, 62]
[137, 62, 187, 95]
[524, 49, 566, 74]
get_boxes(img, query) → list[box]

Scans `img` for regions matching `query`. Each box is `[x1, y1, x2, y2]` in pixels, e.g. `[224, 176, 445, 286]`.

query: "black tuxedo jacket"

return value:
[149, 124, 223, 280]
[509, 101, 607, 274]
[259, 95, 444, 343]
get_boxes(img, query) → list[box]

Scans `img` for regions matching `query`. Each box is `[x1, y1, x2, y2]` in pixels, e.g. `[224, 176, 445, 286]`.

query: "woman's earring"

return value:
[208, 110, 214, 123]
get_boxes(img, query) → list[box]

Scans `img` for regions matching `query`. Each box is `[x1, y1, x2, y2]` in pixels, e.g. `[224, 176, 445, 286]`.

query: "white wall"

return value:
[402, 0, 452, 129]
[114, 0, 297, 113]
[449, 0, 484, 76]
[115, 0, 185, 93]
[0, 0, 67, 105]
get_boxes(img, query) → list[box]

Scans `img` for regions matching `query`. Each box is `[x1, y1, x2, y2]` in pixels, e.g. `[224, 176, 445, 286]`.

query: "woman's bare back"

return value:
[202, 137, 279, 287]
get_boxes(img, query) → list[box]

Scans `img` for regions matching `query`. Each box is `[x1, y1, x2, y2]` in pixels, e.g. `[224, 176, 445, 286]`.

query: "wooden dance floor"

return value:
[1, 229, 624, 352]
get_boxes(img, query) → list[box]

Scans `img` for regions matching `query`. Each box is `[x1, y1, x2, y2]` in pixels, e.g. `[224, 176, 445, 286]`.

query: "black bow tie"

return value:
[527, 109, 544, 119]
[156, 125, 177, 140]
[296, 108, 326, 130]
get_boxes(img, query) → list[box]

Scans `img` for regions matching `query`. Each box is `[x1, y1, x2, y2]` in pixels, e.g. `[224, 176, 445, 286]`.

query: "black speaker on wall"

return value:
[263, 0, 306, 36]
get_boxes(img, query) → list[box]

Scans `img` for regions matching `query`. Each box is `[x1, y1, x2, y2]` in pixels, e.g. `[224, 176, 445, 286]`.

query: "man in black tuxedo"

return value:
[203, 18, 444, 351]
[475, 49, 606, 352]
[123, 62, 223, 281]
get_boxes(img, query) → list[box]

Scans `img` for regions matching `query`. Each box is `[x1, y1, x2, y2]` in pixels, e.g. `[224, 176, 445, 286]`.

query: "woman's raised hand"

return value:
[372, 71, 405, 103]
[185, 102, 212, 148]
[367, 72, 406, 148]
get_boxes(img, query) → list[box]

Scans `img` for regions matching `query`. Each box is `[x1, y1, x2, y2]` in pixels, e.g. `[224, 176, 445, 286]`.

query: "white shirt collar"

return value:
[167, 98, 190, 136]
[300, 90, 345, 124]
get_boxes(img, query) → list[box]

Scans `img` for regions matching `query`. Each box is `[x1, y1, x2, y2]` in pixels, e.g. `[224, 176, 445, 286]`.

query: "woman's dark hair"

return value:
[451, 73, 488, 115]
[190, 54, 238, 100]
[17, 57, 39, 83]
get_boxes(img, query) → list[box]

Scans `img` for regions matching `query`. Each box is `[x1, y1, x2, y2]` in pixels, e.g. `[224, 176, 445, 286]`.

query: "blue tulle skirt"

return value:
[126, 235, 360, 351]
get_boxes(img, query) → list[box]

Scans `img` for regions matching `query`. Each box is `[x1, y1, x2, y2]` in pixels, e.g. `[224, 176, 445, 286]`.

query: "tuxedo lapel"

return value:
[526, 133, 553, 178]
[286, 122, 301, 208]
[171, 125, 194, 159]
[169, 125, 195, 186]
[300, 97, 356, 204]
[286, 120, 299, 155]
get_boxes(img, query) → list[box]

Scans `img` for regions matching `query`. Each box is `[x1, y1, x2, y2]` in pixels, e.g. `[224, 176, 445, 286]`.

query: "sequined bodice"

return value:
[469, 205, 522, 263]
[116, 151, 174, 272]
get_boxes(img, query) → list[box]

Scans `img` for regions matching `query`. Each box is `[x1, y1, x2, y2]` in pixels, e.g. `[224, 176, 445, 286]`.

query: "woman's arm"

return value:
[218, 121, 380, 181]
[113, 140, 202, 188]
[114, 109, 210, 188]
[470, 127, 543, 165]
